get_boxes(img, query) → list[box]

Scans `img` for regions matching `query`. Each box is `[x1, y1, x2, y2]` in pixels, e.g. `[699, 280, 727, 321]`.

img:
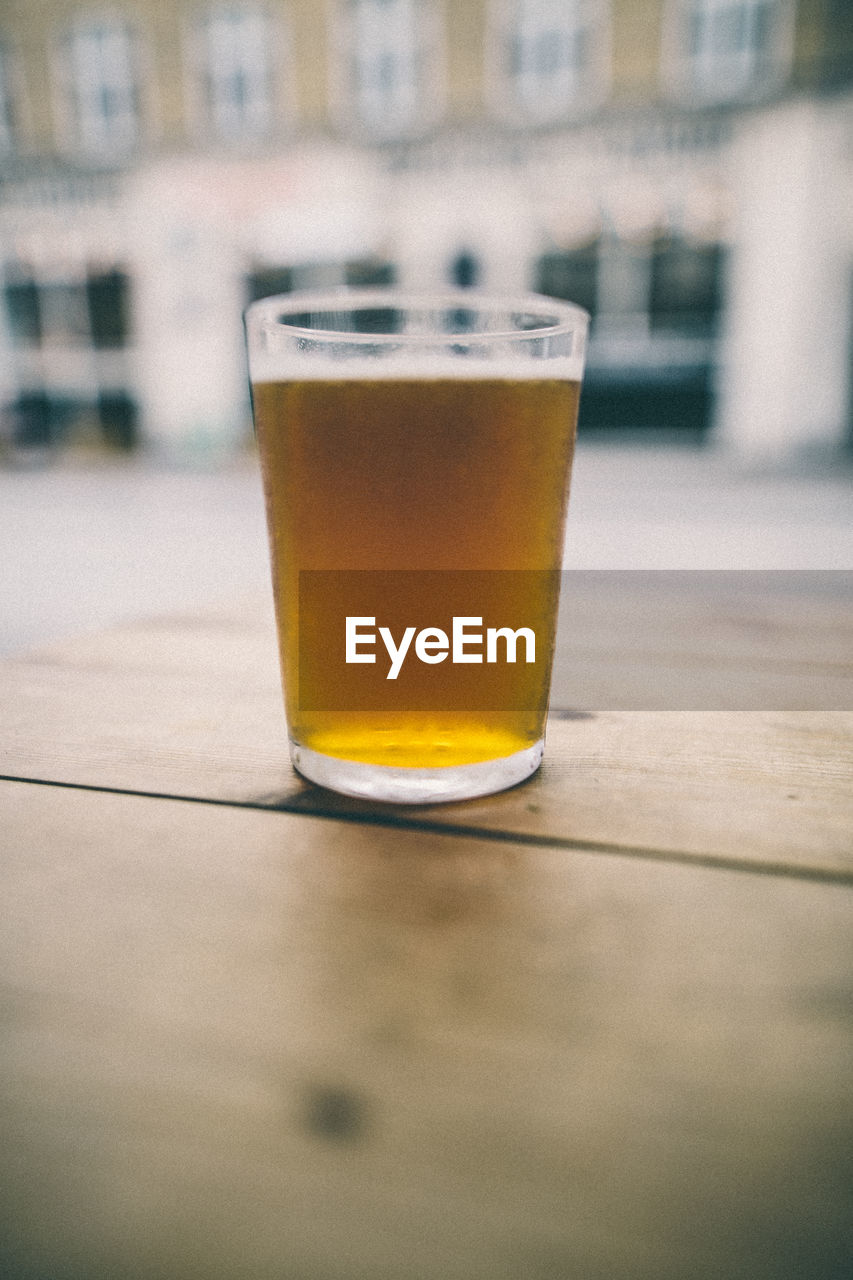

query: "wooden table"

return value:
[2, 590, 851, 1280]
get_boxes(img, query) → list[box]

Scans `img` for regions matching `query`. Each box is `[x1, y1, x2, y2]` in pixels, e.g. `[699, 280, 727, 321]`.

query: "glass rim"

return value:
[245, 287, 590, 346]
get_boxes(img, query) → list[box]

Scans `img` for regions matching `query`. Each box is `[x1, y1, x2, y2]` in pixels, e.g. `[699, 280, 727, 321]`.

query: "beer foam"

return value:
[245, 290, 588, 383]
[248, 351, 586, 384]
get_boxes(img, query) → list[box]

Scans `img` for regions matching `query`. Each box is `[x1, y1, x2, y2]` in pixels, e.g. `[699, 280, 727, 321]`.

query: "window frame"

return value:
[53, 11, 148, 159]
[648, 232, 726, 337]
[534, 241, 600, 320]
[329, 0, 446, 142]
[185, 2, 285, 144]
[0, 37, 24, 156]
[485, 0, 611, 128]
[661, 0, 795, 106]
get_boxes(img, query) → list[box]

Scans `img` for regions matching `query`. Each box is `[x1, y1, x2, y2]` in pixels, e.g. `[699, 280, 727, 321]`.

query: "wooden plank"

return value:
[551, 570, 853, 711]
[2, 637, 851, 877]
[12, 597, 279, 679]
[2, 581, 851, 877]
[0, 645, 298, 803]
[16, 575, 853, 711]
[1, 779, 851, 1280]
[288, 710, 853, 881]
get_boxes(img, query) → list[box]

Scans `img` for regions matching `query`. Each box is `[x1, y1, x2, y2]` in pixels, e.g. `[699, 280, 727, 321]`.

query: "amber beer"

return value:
[246, 293, 588, 802]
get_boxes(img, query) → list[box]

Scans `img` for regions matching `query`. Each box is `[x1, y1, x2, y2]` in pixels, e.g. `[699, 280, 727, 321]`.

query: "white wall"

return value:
[716, 96, 853, 461]
[126, 160, 249, 464]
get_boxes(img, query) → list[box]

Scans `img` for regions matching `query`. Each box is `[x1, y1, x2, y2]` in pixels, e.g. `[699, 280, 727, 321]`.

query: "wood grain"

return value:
[2, 585, 851, 878]
[551, 570, 853, 711]
[1, 779, 851, 1280]
[2, 657, 850, 880]
[14, 575, 853, 711]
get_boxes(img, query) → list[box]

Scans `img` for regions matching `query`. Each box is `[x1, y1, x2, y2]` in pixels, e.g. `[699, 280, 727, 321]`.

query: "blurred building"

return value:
[0, 0, 851, 462]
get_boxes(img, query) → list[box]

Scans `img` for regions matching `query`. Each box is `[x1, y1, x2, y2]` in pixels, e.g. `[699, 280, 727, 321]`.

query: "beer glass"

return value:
[245, 290, 588, 803]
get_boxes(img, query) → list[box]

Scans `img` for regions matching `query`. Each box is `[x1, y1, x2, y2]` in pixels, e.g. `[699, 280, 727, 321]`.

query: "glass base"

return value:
[290, 739, 544, 804]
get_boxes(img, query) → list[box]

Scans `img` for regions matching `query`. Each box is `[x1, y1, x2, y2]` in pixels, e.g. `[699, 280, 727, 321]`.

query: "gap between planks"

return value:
[3, 771, 852, 891]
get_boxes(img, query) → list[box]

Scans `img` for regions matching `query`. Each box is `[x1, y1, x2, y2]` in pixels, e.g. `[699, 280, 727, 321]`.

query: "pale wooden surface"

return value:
[2, 779, 851, 1280]
[3, 600, 851, 878]
[1, 593, 852, 1279]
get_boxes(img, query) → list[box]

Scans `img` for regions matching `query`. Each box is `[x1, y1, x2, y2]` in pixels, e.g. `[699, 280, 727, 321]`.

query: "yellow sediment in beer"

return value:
[252, 377, 580, 768]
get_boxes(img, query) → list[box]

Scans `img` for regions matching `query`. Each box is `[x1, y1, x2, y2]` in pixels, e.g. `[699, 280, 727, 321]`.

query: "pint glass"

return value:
[245, 290, 588, 803]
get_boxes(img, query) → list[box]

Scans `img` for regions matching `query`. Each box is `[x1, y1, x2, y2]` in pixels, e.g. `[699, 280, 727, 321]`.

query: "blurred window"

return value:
[595, 238, 651, 330]
[58, 17, 140, 155]
[38, 281, 91, 348]
[86, 270, 131, 348]
[98, 390, 138, 450]
[449, 249, 481, 289]
[535, 243, 599, 319]
[345, 257, 396, 286]
[1, 268, 126, 350]
[814, 0, 853, 91]
[246, 265, 295, 303]
[0, 41, 19, 154]
[649, 235, 724, 335]
[194, 4, 275, 140]
[665, 0, 794, 103]
[336, 0, 443, 140]
[3, 270, 41, 347]
[8, 392, 58, 451]
[487, 0, 610, 125]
